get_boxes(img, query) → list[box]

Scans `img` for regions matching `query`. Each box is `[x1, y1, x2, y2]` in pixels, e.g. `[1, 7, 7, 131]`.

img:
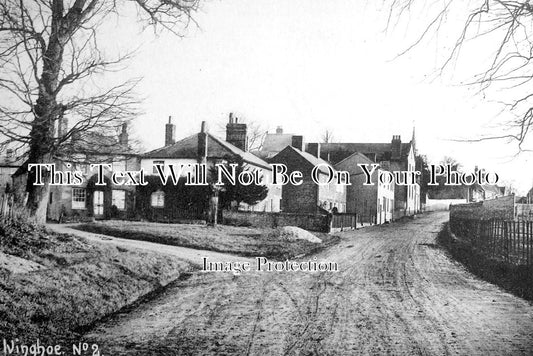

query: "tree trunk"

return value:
[25, 172, 51, 224]
[24, 1, 67, 223]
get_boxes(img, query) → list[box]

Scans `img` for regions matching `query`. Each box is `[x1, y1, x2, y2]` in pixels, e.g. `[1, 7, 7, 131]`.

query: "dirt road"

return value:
[85, 212, 533, 355]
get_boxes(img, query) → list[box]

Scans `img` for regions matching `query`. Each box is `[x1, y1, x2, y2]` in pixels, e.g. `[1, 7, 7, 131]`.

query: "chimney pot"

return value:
[276, 126, 283, 134]
[198, 131, 208, 163]
[165, 117, 176, 146]
[119, 122, 129, 145]
[226, 116, 248, 151]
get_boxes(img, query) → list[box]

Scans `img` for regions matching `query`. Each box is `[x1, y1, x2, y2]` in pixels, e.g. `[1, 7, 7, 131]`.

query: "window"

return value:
[72, 188, 86, 209]
[151, 190, 165, 207]
[153, 160, 165, 174]
[112, 190, 126, 210]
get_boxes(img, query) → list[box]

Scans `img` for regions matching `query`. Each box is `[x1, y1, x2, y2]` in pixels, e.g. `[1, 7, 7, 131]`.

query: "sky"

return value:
[97, 0, 533, 194]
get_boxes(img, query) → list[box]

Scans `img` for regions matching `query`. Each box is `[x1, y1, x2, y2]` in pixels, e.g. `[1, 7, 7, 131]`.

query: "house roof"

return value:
[317, 142, 413, 164]
[481, 184, 505, 196]
[271, 145, 334, 174]
[334, 151, 375, 168]
[262, 133, 295, 152]
[67, 132, 133, 156]
[143, 132, 271, 169]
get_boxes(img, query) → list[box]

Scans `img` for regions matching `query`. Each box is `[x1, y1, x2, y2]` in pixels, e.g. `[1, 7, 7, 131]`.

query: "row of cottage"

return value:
[3, 114, 421, 224]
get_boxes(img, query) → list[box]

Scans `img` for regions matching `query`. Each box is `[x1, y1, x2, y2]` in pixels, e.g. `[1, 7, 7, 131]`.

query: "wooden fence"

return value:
[0, 193, 14, 221]
[331, 213, 359, 231]
[450, 217, 533, 267]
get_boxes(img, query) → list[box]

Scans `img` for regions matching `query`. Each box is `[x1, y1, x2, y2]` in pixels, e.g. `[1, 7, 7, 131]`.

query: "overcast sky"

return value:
[99, 0, 533, 194]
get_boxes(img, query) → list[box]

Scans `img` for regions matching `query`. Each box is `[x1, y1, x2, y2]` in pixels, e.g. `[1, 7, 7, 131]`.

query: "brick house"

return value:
[138, 115, 282, 221]
[258, 127, 420, 218]
[334, 152, 394, 224]
[269, 144, 346, 214]
[311, 133, 420, 218]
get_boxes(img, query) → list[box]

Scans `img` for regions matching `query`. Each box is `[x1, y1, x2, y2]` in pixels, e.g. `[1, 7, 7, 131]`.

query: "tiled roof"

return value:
[317, 142, 412, 164]
[143, 133, 271, 169]
[68, 132, 133, 155]
[271, 145, 335, 174]
[334, 151, 375, 167]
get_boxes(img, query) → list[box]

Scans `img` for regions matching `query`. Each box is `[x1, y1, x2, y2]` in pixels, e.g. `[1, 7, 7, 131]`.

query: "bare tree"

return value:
[0, 0, 199, 222]
[440, 156, 462, 171]
[246, 120, 268, 151]
[388, 1, 533, 151]
[321, 129, 335, 143]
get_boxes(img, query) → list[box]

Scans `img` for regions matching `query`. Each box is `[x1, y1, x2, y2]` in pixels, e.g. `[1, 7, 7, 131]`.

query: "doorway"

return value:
[93, 190, 104, 217]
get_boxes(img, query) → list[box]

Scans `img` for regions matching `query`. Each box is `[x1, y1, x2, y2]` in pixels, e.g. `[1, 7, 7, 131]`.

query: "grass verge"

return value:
[0, 217, 193, 343]
[438, 222, 533, 302]
[73, 220, 340, 260]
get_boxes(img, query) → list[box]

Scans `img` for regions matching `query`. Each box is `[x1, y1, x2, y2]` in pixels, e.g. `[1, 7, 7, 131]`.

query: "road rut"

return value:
[85, 212, 533, 355]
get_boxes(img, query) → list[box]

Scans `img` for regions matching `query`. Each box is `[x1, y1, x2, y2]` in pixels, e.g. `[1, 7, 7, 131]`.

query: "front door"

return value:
[93, 191, 104, 217]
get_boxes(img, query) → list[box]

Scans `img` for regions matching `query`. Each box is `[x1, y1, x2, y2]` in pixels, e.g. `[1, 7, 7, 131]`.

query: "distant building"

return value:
[255, 127, 420, 217]
[334, 152, 394, 224]
[269, 144, 346, 214]
[314, 133, 419, 217]
[256, 126, 299, 160]
[467, 183, 505, 202]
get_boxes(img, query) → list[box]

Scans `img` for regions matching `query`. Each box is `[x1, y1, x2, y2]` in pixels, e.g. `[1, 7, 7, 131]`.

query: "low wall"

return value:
[449, 195, 515, 220]
[222, 210, 331, 232]
[425, 198, 467, 212]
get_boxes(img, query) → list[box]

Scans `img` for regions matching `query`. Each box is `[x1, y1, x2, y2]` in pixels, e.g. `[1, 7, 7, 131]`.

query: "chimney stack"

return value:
[276, 126, 283, 134]
[291, 135, 304, 151]
[57, 117, 68, 138]
[198, 121, 208, 163]
[119, 122, 128, 146]
[307, 143, 321, 159]
[391, 135, 401, 160]
[165, 116, 176, 146]
[6, 149, 13, 163]
[226, 113, 248, 151]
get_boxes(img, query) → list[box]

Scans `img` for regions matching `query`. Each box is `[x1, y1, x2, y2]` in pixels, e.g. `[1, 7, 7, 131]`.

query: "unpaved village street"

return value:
[85, 212, 533, 355]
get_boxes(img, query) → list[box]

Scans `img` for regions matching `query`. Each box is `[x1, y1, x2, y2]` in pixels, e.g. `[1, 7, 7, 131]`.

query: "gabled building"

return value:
[269, 144, 346, 214]
[139, 115, 282, 221]
[41, 123, 138, 221]
[256, 126, 420, 216]
[256, 126, 301, 160]
[309, 132, 420, 218]
[12, 123, 139, 221]
[334, 152, 394, 224]
[467, 183, 505, 202]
